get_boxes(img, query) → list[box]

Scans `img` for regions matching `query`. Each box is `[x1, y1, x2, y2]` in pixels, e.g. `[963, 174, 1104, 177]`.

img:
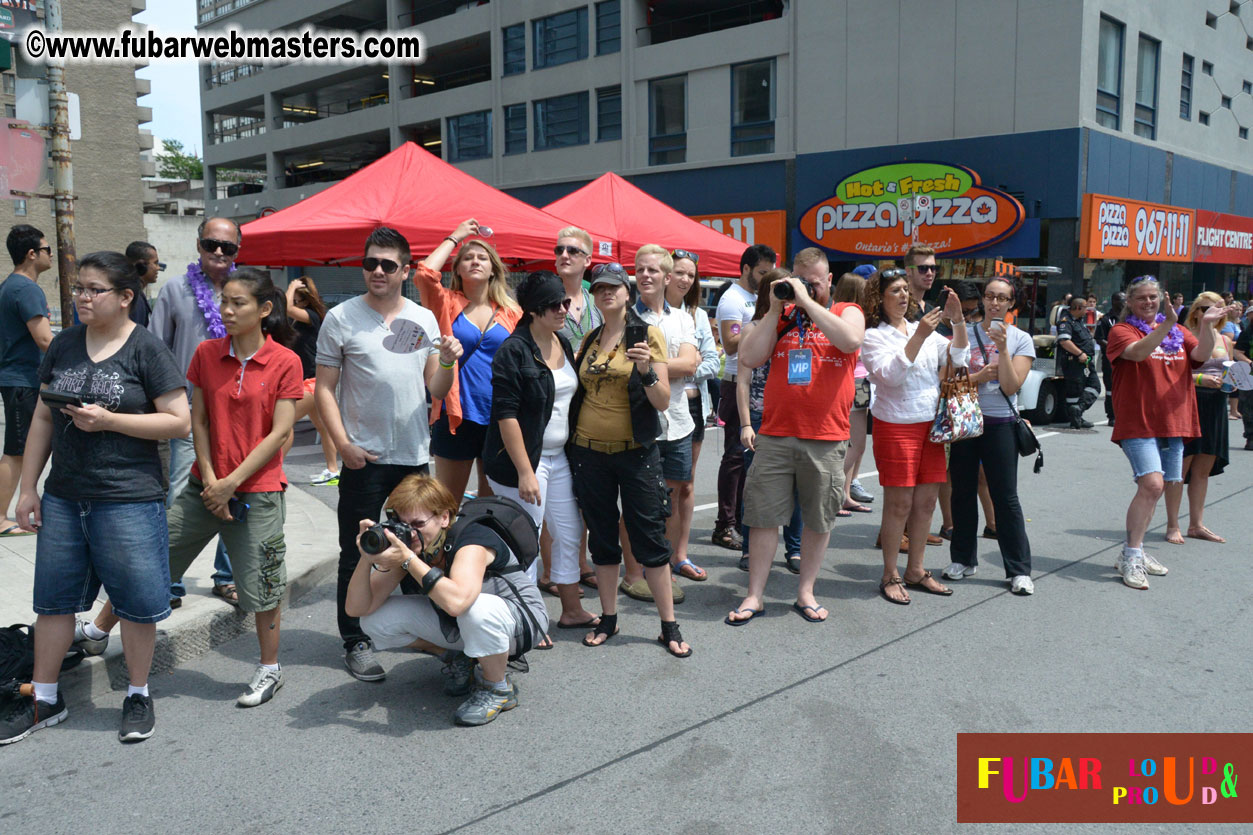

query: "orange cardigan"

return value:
[414, 263, 521, 432]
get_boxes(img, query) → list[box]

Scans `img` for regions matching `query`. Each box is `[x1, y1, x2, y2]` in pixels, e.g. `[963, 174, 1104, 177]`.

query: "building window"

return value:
[1244, 81, 1252, 94]
[1202, 60, 1213, 76]
[649, 75, 686, 165]
[1096, 15, 1123, 129]
[1222, 94, 1233, 108]
[1134, 35, 1159, 139]
[3, 104, 14, 118]
[504, 103, 526, 154]
[533, 91, 589, 151]
[597, 85, 621, 141]
[2, 74, 14, 95]
[731, 59, 775, 156]
[13, 199, 25, 217]
[503, 25, 525, 76]
[1180, 54, 1193, 120]
[1199, 111, 1210, 125]
[1241, 127, 1249, 140]
[596, 1, 620, 55]
[447, 111, 491, 161]
[533, 8, 588, 70]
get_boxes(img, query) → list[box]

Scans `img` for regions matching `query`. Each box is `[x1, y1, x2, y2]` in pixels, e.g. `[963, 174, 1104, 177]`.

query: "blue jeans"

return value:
[740, 416, 802, 556]
[1119, 436, 1184, 482]
[168, 434, 233, 596]
[34, 494, 171, 623]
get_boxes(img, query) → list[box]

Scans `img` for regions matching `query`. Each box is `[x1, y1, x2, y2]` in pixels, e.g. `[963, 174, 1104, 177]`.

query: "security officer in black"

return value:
[1093, 291, 1126, 426]
[1056, 296, 1100, 428]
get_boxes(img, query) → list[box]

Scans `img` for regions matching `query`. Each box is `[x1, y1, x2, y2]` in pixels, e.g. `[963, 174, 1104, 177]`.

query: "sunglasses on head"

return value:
[199, 238, 239, 257]
[591, 262, 625, 277]
[879, 268, 907, 280]
[670, 248, 699, 264]
[554, 244, 587, 257]
[362, 256, 404, 274]
[1128, 274, 1157, 287]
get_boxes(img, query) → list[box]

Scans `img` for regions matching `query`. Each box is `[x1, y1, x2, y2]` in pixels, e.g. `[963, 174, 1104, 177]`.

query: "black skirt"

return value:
[1184, 387, 1228, 480]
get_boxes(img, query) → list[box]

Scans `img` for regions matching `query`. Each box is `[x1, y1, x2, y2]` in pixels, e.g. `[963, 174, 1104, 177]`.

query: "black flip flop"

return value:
[724, 607, 764, 626]
[791, 602, 828, 623]
[556, 616, 600, 630]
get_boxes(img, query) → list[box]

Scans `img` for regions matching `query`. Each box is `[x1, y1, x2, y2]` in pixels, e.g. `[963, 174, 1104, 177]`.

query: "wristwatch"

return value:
[400, 555, 414, 573]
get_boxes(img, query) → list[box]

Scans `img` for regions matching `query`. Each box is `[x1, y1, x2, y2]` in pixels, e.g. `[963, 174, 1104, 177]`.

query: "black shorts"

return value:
[687, 393, 705, 444]
[430, 414, 489, 461]
[1, 386, 38, 457]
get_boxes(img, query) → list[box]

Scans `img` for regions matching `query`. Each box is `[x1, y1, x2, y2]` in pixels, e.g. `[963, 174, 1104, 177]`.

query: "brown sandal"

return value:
[878, 577, 910, 605]
[903, 570, 953, 596]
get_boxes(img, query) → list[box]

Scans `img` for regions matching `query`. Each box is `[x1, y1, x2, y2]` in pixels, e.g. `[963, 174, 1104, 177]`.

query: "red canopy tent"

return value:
[542, 172, 750, 277]
[237, 142, 615, 267]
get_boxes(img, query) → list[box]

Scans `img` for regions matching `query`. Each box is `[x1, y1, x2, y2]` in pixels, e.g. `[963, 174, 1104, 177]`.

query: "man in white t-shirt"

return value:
[315, 226, 461, 682]
[712, 244, 776, 550]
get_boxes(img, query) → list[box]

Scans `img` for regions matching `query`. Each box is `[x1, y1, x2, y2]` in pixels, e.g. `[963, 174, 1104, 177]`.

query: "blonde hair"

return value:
[451, 239, 519, 313]
[1185, 291, 1224, 332]
[634, 244, 673, 275]
[557, 226, 593, 253]
[831, 272, 865, 306]
[791, 247, 829, 273]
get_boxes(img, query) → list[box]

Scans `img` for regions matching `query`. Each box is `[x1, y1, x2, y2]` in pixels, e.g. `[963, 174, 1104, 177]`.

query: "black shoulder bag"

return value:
[972, 325, 1043, 473]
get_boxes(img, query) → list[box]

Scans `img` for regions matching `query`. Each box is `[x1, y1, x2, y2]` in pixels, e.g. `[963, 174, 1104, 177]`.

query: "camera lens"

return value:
[772, 282, 795, 300]
[360, 526, 386, 556]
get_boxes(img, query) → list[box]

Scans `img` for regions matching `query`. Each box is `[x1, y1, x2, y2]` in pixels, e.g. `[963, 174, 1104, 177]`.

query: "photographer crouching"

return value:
[344, 475, 549, 725]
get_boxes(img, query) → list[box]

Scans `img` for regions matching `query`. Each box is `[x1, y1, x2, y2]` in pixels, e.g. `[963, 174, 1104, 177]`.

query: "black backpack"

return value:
[0, 623, 85, 685]
[443, 495, 540, 572]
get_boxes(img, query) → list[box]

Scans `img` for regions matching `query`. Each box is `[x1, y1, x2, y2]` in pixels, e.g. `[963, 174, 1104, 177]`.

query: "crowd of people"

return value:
[0, 217, 1244, 743]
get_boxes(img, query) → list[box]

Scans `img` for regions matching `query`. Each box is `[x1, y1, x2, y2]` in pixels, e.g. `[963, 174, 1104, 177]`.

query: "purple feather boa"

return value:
[187, 261, 229, 338]
[1126, 313, 1184, 354]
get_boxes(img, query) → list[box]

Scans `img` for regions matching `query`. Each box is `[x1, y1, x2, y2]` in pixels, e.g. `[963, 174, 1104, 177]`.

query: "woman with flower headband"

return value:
[1107, 275, 1227, 590]
[415, 219, 521, 502]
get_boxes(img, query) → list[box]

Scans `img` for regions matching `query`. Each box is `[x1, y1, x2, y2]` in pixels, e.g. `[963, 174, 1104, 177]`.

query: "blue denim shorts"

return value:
[1119, 436, 1184, 483]
[33, 494, 172, 623]
[656, 432, 694, 482]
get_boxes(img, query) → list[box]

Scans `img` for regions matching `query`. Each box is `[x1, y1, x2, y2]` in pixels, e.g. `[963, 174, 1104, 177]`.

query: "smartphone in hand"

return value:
[624, 322, 647, 349]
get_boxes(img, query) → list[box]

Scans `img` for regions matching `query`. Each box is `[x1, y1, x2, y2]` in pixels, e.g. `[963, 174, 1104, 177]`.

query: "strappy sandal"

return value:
[878, 577, 910, 605]
[903, 570, 953, 596]
[657, 620, 692, 658]
[582, 613, 618, 647]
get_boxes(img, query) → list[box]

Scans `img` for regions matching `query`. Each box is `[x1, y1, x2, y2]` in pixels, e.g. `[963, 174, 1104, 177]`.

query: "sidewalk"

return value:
[0, 480, 340, 705]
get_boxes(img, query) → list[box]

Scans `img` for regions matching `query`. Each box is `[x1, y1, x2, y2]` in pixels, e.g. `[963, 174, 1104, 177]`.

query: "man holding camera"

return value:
[1057, 295, 1100, 429]
[344, 475, 548, 726]
[727, 248, 864, 625]
[316, 227, 460, 681]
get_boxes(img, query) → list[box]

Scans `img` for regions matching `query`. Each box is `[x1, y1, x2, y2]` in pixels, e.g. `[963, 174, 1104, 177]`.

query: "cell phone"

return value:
[40, 390, 84, 409]
[989, 320, 1005, 335]
[938, 287, 953, 305]
[228, 497, 250, 522]
[624, 323, 647, 349]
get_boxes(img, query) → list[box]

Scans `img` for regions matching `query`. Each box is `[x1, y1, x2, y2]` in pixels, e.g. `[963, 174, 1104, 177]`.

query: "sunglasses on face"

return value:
[37, 246, 52, 256]
[554, 245, 587, 257]
[671, 248, 699, 263]
[912, 264, 938, 273]
[543, 298, 573, 314]
[199, 238, 240, 257]
[362, 257, 403, 274]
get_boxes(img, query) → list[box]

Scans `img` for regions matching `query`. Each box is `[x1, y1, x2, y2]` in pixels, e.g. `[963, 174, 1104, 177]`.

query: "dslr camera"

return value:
[360, 509, 417, 556]
[772, 277, 814, 301]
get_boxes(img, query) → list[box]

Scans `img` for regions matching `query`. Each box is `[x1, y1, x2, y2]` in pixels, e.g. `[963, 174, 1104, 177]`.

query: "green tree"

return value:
[157, 139, 204, 180]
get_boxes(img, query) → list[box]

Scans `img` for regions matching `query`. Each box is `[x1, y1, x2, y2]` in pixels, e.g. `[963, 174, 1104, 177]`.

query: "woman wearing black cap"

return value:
[483, 272, 598, 633]
[567, 262, 691, 657]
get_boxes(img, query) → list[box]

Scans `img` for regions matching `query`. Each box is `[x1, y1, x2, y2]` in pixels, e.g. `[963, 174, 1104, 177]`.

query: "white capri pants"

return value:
[487, 451, 582, 585]
[361, 590, 520, 659]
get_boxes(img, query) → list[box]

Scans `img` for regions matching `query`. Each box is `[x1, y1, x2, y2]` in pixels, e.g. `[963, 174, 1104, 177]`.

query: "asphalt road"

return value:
[5, 414, 1252, 834]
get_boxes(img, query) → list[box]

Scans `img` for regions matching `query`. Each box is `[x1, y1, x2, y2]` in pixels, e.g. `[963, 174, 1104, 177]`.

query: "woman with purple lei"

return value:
[1105, 275, 1227, 590]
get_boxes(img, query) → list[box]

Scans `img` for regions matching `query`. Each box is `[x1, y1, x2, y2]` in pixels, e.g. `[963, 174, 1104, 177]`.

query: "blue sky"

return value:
[135, 1, 201, 154]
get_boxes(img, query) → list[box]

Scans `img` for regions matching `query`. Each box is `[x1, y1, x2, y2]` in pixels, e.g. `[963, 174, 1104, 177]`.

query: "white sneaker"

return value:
[310, 469, 339, 486]
[942, 561, 976, 581]
[1010, 575, 1035, 595]
[1141, 551, 1169, 576]
[237, 665, 283, 707]
[1120, 554, 1150, 590]
[72, 619, 109, 656]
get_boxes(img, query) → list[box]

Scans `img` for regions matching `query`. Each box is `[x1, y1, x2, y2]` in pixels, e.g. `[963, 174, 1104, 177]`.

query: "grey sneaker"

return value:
[345, 641, 385, 682]
[73, 619, 109, 656]
[1141, 551, 1169, 576]
[453, 675, 518, 726]
[442, 651, 477, 697]
[849, 479, 875, 504]
[0, 685, 67, 745]
[942, 561, 976, 581]
[118, 693, 154, 742]
[237, 665, 283, 707]
[1120, 554, 1150, 590]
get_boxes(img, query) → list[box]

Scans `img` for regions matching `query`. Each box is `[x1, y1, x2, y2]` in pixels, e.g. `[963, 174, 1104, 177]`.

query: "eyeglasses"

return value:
[983, 294, 1014, 303]
[70, 285, 116, 299]
[591, 262, 625, 277]
[362, 257, 403, 274]
[912, 264, 939, 273]
[554, 245, 588, 257]
[544, 298, 573, 314]
[962, 307, 980, 319]
[671, 249, 699, 263]
[199, 238, 240, 257]
[157, 262, 167, 272]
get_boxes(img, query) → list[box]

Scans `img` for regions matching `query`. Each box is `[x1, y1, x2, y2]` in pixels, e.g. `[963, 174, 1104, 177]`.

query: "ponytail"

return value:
[225, 267, 295, 348]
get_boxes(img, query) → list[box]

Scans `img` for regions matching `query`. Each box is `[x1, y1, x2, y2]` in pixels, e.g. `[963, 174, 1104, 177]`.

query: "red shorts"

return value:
[302, 377, 317, 395]
[872, 419, 948, 487]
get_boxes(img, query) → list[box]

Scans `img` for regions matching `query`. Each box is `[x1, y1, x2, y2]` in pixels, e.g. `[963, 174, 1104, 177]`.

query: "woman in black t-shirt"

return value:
[284, 276, 339, 484]
[4, 251, 188, 747]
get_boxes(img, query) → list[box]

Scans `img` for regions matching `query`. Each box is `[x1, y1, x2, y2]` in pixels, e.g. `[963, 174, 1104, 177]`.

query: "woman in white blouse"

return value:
[860, 268, 969, 605]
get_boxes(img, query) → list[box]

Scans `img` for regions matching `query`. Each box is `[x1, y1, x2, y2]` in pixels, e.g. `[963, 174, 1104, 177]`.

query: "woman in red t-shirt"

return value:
[1107, 276, 1225, 590]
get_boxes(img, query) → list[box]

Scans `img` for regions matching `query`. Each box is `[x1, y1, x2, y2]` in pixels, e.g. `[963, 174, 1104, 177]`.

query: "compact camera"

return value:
[360, 509, 416, 556]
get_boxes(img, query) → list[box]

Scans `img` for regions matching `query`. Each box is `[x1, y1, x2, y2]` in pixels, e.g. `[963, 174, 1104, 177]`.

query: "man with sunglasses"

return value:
[316, 226, 459, 682]
[554, 226, 602, 346]
[148, 218, 244, 606]
[0, 225, 54, 537]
